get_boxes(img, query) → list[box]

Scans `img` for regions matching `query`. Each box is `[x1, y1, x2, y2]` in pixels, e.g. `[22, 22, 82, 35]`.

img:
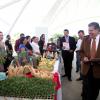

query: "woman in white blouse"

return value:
[31, 36, 40, 57]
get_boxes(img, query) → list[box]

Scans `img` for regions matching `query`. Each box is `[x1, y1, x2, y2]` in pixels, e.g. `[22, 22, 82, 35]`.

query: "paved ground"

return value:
[61, 69, 82, 100]
[61, 55, 100, 100]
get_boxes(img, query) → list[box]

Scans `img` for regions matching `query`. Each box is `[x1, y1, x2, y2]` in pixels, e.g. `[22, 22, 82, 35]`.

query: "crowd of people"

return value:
[0, 21, 100, 100]
[60, 22, 100, 100]
[0, 32, 57, 71]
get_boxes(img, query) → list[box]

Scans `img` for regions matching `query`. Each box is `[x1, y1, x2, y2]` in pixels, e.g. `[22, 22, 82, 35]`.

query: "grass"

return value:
[0, 77, 55, 99]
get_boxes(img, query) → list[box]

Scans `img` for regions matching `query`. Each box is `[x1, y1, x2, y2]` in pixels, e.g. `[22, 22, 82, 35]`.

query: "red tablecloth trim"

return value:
[24, 72, 33, 78]
[53, 72, 61, 100]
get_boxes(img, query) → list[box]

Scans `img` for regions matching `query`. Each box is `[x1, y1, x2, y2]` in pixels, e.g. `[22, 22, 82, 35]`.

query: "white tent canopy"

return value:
[0, 0, 100, 37]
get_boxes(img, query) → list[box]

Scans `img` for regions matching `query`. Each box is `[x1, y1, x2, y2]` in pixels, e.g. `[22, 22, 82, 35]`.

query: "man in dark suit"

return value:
[60, 29, 76, 81]
[80, 22, 100, 100]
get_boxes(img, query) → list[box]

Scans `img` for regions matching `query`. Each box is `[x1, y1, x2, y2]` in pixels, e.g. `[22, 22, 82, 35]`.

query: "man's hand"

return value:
[83, 57, 89, 62]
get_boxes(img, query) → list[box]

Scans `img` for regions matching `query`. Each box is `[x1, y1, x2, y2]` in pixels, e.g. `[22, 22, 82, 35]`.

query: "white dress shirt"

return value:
[31, 42, 40, 56]
[91, 34, 100, 51]
[65, 35, 69, 43]
[76, 38, 82, 51]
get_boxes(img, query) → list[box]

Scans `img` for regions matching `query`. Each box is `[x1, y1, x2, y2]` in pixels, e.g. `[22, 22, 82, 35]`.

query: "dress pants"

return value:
[76, 51, 82, 79]
[4, 57, 12, 72]
[62, 50, 73, 79]
[82, 65, 100, 100]
[76, 51, 81, 72]
[4, 53, 13, 72]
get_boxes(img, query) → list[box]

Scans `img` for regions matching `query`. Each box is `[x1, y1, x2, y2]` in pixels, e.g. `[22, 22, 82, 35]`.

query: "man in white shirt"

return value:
[0, 31, 6, 72]
[75, 30, 84, 69]
[0, 31, 4, 47]
[76, 30, 84, 80]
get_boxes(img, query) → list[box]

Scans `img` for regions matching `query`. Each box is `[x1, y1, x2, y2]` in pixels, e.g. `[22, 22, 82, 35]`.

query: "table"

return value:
[52, 58, 62, 100]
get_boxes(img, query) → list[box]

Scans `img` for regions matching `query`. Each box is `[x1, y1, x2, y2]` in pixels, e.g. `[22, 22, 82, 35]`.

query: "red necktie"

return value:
[91, 38, 96, 59]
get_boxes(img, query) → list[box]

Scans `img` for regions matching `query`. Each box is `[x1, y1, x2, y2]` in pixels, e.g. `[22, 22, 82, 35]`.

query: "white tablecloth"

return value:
[52, 58, 62, 100]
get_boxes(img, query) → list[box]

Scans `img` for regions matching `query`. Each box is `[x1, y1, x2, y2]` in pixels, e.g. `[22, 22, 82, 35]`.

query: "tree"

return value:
[49, 33, 63, 43]
[72, 35, 78, 42]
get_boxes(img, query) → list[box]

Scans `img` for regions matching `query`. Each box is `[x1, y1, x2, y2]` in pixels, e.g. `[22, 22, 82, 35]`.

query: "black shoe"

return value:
[62, 74, 67, 77]
[76, 77, 82, 81]
[81, 92, 83, 96]
[68, 78, 72, 81]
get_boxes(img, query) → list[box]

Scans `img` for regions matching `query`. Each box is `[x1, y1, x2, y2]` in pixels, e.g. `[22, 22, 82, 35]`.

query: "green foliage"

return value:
[49, 33, 63, 42]
[0, 50, 7, 64]
[0, 56, 6, 64]
[0, 77, 55, 99]
[72, 35, 78, 41]
[19, 51, 27, 57]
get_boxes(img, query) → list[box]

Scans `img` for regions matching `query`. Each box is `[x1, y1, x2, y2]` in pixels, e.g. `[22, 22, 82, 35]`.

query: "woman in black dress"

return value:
[38, 34, 45, 56]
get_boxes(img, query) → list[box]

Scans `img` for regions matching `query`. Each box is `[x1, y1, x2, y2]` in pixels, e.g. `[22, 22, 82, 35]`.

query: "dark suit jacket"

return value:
[60, 36, 76, 60]
[80, 35, 100, 78]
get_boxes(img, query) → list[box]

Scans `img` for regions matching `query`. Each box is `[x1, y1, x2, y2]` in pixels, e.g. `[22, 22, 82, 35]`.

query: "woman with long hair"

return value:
[38, 34, 45, 56]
